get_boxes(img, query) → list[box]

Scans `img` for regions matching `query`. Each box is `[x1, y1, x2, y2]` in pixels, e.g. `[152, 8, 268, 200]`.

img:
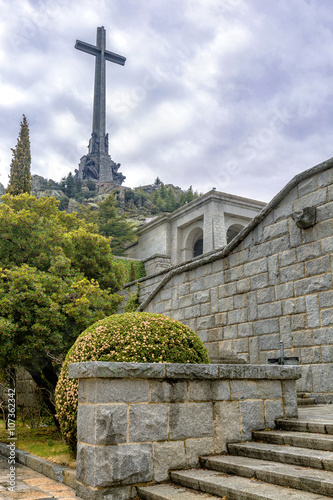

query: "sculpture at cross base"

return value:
[75, 26, 126, 185]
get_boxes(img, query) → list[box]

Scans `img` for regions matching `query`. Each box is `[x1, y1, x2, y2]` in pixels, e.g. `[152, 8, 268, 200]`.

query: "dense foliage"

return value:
[31, 175, 202, 255]
[124, 285, 140, 312]
[55, 312, 209, 451]
[48, 174, 201, 218]
[124, 178, 200, 216]
[115, 258, 146, 283]
[6, 115, 32, 195]
[78, 194, 137, 255]
[0, 194, 123, 419]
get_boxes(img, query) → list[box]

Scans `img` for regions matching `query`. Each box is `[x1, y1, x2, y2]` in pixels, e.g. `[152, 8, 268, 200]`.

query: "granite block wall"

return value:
[123, 159, 333, 401]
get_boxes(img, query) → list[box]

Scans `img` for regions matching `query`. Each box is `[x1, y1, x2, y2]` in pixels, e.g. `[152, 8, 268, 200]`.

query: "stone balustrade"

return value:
[69, 361, 301, 500]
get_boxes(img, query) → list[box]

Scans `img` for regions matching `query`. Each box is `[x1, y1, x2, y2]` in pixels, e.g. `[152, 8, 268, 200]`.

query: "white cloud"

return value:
[0, 0, 333, 202]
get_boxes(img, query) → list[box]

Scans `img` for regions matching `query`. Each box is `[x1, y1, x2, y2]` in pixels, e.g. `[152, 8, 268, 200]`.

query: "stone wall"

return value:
[123, 158, 333, 401]
[0, 369, 41, 423]
[70, 361, 300, 500]
[15, 368, 41, 415]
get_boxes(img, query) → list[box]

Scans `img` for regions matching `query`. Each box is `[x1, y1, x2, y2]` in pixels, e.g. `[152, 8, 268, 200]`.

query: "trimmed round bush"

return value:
[55, 312, 209, 452]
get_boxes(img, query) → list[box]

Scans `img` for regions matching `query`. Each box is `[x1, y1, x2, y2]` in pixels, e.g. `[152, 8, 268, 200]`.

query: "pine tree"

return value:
[78, 194, 137, 255]
[185, 185, 195, 203]
[159, 182, 167, 199]
[165, 187, 178, 212]
[129, 262, 136, 282]
[7, 115, 32, 195]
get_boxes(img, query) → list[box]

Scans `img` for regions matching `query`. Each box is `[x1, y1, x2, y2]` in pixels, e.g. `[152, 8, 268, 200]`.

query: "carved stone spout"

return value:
[292, 206, 316, 229]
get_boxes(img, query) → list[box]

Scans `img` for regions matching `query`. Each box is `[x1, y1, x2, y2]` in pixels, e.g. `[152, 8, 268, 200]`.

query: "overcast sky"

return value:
[1, 0, 333, 202]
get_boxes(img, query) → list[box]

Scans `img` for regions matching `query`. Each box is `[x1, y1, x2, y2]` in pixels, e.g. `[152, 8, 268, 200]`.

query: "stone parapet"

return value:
[143, 254, 171, 276]
[70, 361, 301, 500]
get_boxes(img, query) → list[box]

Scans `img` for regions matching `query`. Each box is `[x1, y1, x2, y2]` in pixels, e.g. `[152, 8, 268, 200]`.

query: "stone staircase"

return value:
[297, 392, 316, 406]
[138, 406, 333, 500]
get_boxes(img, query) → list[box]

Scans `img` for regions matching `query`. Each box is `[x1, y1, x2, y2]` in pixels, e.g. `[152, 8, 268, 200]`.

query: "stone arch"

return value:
[226, 223, 245, 244]
[193, 236, 203, 257]
[181, 223, 204, 261]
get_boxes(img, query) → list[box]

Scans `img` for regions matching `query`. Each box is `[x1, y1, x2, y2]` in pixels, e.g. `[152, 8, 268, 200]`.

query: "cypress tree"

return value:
[7, 115, 32, 195]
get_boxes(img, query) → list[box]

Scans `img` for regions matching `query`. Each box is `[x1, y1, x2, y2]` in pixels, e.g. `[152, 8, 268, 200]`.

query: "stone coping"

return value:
[68, 361, 302, 380]
[137, 189, 266, 236]
[0, 441, 76, 489]
[142, 253, 171, 263]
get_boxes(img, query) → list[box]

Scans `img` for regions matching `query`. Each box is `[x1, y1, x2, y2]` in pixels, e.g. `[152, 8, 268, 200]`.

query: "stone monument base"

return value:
[77, 153, 125, 185]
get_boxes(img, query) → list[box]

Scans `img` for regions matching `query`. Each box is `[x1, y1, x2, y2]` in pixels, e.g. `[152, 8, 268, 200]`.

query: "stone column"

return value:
[203, 200, 227, 253]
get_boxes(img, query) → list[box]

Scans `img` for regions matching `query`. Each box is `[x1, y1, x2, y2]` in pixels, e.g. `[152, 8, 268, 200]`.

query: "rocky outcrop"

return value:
[31, 175, 65, 200]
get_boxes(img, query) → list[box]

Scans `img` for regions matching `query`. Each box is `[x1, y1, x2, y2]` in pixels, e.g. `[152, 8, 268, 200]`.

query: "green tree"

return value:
[135, 187, 148, 208]
[78, 195, 137, 255]
[86, 179, 96, 192]
[159, 182, 167, 199]
[129, 262, 136, 282]
[0, 193, 123, 421]
[165, 187, 178, 212]
[60, 172, 76, 198]
[184, 185, 195, 203]
[155, 193, 165, 211]
[179, 185, 199, 206]
[152, 189, 159, 205]
[6, 115, 32, 195]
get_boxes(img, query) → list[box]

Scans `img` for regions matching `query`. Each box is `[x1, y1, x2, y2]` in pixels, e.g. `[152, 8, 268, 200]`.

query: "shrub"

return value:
[55, 312, 209, 452]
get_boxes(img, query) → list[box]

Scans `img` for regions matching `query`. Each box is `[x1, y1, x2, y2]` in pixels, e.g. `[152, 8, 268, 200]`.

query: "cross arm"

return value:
[104, 50, 126, 66]
[75, 40, 126, 66]
[75, 40, 100, 56]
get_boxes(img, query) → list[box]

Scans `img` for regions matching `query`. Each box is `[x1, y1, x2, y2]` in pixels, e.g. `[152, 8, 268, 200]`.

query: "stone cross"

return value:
[75, 26, 126, 156]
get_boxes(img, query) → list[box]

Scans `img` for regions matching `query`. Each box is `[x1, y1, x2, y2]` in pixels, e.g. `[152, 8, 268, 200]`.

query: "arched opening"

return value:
[227, 224, 244, 244]
[193, 237, 203, 257]
[180, 224, 204, 262]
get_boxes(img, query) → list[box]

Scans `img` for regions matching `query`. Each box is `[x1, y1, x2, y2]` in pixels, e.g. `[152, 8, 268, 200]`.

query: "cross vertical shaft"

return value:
[75, 26, 126, 185]
[93, 27, 106, 153]
[75, 26, 126, 155]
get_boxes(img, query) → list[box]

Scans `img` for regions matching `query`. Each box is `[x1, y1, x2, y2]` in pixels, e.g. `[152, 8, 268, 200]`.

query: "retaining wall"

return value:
[70, 361, 300, 500]
[123, 158, 333, 401]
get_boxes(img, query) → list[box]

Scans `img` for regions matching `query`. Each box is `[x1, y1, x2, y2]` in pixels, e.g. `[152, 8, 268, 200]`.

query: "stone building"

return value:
[125, 190, 266, 275]
[123, 157, 333, 402]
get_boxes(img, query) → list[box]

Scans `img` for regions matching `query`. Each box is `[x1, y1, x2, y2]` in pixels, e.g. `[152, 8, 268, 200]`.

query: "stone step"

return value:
[252, 429, 333, 451]
[200, 454, 333, 497]
[228, 441, 333, 471]
[137, 482, 223, 499]
[169, 468, 329, 499]
[298, 398, 316, 405]
[276, 418, 333, 435]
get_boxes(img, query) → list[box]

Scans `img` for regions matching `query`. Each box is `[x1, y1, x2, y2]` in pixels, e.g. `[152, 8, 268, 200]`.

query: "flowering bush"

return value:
[55, 312, 209, 452]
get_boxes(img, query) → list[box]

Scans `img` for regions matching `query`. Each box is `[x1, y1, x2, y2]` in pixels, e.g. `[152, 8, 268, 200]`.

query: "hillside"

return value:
[31, 174, 201, 226]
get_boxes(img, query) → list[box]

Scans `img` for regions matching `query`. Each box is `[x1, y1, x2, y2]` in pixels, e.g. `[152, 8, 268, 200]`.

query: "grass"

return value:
[0, 419, 76, 468]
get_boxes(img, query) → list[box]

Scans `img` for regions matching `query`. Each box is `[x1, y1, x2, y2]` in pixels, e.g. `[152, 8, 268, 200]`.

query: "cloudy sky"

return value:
[1, 0, 333, 202]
